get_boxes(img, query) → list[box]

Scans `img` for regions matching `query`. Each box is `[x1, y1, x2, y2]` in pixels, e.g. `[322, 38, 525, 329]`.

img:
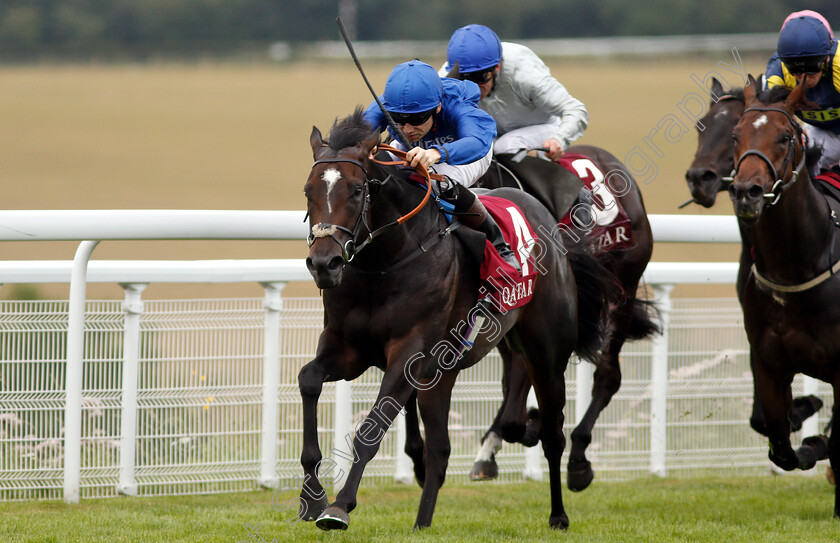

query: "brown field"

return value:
[0, 53, 770, 300]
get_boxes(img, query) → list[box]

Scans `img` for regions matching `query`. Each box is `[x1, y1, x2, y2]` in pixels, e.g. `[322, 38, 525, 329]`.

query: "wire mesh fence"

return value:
[0, 296, 832, 501]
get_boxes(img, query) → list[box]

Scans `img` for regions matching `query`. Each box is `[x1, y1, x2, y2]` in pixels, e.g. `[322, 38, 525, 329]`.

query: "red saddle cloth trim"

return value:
[816, 171, 840, 191]
[554, 153, 634, 252]
[477, 195, 539, 312]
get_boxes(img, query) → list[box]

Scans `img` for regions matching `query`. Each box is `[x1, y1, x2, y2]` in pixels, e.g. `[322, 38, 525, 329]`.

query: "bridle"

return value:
[306, 144, 435, 263]
[723, 106, 806, 207]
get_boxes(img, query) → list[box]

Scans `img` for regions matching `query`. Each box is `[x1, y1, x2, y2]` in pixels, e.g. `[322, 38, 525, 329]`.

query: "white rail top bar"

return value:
[0, 260, 737, 286]
[0, 259, 312, 283]
[0, 211, 739, 243]
[0, 210, 309, 241]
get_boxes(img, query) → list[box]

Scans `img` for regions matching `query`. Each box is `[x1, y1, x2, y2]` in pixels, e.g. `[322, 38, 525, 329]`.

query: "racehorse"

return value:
[468, 144, 658, 491]
[685, 77, 826, 439]
[299, 108, 612, 530]
[728, 76, 837, 517]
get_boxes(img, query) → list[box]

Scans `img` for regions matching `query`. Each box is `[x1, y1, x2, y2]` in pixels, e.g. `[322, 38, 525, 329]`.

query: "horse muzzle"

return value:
[306, 251, 346, 289]
[684, 167, 722, 208]
[728, 182, 766, 221]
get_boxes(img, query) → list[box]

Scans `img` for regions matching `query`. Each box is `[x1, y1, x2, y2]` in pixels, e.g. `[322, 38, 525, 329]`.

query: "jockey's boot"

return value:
[571, 186, 594, 230]
[440, 182, 521, 274]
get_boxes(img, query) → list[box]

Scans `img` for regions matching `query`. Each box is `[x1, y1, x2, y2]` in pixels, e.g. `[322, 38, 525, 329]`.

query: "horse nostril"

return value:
[305, 257, 315, 271]
[748, 185, 764, 200]
[701, 169, 718, 182]
[327, 256, 344, 271]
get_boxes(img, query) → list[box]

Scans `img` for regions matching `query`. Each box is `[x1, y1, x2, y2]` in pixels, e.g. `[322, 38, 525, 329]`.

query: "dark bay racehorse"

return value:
[299, 108, 611, 530]
[728, 76, 837, 517]
[685, 77, 826, 439]
[469, 145, 658, 491]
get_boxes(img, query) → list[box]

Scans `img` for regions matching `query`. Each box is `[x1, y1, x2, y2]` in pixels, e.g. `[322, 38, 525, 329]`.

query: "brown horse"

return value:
[468, 145, 658, 491]
[685, 77, 826, 438]
[728, 76, 837, 517]
[299, 108, 611, 530]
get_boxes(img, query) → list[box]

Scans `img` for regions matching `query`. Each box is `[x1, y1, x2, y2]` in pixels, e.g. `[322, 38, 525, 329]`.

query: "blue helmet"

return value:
[447, 24, 502, 74]
[381, 60, 443, 114]
[778, 15, 833, 73]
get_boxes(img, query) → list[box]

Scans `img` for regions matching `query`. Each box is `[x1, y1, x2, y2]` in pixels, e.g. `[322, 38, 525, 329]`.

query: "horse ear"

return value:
[445, 61, 460, 79]
[710, 77, 724, 102]
[743, 74, 757, 106]
[310, 126, 326, 159]
[359, 128, 381, 156]
[785, 79, 807, 114]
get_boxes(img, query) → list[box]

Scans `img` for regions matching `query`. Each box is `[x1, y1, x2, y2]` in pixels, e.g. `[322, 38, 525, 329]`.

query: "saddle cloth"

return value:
[477, 195, 539, 312]
[554, 153, 634, 252]
[814, 170, 840, 218]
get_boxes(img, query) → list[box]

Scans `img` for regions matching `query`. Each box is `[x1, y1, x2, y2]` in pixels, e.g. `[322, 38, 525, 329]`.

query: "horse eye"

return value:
[353, 185, 363, 196]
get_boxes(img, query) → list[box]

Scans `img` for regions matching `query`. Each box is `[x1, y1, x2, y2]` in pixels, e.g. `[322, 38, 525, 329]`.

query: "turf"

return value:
[3, 476, 838, 542]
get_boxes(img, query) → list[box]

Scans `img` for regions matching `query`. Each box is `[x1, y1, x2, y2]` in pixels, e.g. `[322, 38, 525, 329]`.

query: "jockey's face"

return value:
[397, 104, 441, 143]
[794, 71, 823, 89]
[476, 65, 500, 99]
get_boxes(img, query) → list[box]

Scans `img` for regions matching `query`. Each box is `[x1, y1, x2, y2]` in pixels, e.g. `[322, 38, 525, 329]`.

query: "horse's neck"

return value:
[351, 171, 441, 271]
[749, 174, 835, 282]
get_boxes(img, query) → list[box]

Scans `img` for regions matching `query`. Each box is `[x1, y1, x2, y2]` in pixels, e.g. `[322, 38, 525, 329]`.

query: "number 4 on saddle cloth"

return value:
[476, 195, 540, 313]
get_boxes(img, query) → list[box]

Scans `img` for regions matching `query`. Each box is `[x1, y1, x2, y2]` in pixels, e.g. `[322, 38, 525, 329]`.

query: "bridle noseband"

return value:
[306, 144, 434, 263]
[723, 106, 806, 207]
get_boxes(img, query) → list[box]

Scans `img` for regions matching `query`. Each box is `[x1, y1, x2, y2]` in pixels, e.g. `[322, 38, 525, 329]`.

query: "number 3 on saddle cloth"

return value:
[554, 153, 634, 252]
[476, 195, 539, 313]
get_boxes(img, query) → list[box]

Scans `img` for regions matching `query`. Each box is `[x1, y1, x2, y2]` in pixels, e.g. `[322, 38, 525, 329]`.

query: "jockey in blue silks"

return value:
[363, 60, 520, 272]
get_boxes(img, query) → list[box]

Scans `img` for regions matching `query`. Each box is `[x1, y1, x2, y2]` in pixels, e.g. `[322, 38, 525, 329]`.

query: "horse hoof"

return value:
[315, 506, 349, 531]
[769, 452, 798, 472]
[795, 446, 818, 471]
[469, 457, 499, 481]
[549, 514, 569, 530]
[297, 493, 329, 521]
[802, 435, 830, 461]
[567, 460, 594, 492]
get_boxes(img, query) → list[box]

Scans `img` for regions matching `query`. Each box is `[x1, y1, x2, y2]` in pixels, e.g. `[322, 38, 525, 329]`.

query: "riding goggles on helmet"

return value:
[460, 68, 494, 84]
[388, 108, 435, 126]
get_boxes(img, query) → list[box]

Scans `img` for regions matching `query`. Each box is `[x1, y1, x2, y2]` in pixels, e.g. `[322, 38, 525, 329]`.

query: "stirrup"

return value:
[494, 241, 521, 274]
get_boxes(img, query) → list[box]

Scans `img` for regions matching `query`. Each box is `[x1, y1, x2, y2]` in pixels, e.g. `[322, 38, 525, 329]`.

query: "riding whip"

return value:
[336, 17, 413, 150]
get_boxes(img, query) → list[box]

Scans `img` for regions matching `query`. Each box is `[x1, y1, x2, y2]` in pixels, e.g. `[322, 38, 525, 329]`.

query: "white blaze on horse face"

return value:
[713, 109, 729, 120]
[752, 115, 768, 129]
[321, 168, 342, 214]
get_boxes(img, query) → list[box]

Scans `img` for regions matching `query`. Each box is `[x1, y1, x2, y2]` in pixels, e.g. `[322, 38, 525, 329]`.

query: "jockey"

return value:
[440, 24, 593, 225]
[363, 60, 520, 272]
[765, 11, 840, 173]
[440, 24, 588, 161]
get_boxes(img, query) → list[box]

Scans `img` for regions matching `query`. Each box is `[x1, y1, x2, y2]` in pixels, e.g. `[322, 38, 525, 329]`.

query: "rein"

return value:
[723, 106, 806, 207]
[307, 143, 435, 263]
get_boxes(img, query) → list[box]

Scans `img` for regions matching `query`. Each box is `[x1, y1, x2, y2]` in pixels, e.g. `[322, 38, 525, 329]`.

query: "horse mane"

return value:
[325, 106, 376, 151]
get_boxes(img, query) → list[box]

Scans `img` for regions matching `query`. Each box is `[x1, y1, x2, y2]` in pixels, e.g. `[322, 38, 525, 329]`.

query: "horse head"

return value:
[728, 74, 807, 221]
[685, 77, 745, 207]
[305, 108, 380, 288]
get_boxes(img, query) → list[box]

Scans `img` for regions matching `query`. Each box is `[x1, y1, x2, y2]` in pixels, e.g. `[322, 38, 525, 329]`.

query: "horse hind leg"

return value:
[403, 391, 426, 488]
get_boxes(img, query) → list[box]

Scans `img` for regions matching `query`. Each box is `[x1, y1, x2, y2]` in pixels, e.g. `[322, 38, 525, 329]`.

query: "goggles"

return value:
[460, 68, 494, 84]
[388, 108, 435, 126]
[783, 57, 827, 76]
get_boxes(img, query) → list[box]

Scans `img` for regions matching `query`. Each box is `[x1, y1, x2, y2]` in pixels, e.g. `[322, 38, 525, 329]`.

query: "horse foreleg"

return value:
[316, 347, 422, 531]
[297, 359, 330, 521]
[415, 370, 459, 529]
[753, 364, 809, 471]
[829, 389, 840, 517]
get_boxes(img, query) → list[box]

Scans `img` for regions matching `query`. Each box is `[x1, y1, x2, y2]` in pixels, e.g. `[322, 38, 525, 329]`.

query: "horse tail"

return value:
[567, 247, 621, 363]
[626, 297, 662, 341]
